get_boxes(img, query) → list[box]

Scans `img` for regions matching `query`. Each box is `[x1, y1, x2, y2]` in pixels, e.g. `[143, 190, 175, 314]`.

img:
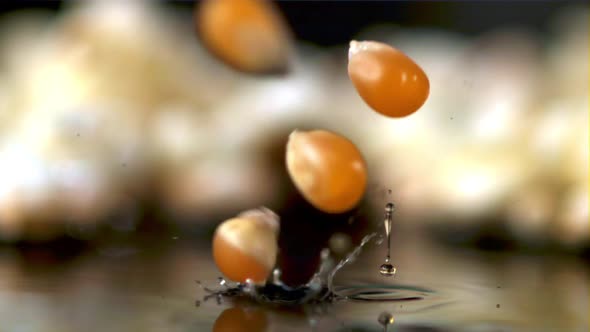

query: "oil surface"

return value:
[0, 235, 586, 332]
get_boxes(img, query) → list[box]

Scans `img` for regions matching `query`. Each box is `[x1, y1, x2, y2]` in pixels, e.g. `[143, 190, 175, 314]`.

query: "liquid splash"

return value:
[197, 232, 380, 306]
[380, 202, 397, 277]
[196, 203, 407, 306]
[326, 233, 380, 294]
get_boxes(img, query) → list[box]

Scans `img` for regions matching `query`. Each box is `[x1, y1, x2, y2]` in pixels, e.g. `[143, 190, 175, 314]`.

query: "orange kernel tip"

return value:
[348, 40, 386, 59]
[237, 206, 280, 234]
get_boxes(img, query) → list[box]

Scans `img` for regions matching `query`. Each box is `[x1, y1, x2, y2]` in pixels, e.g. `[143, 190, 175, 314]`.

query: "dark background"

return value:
[0, 1, 583, 45]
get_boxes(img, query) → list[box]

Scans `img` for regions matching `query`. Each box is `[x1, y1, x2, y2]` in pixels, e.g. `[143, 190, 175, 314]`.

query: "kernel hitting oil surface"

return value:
[197, 202, 424, 307]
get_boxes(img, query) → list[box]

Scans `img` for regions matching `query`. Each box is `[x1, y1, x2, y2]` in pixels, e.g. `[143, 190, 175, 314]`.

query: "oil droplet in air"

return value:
[380, 203, 397, 277]
[377, 311, 395, 331]
[379, 263, 396, 276]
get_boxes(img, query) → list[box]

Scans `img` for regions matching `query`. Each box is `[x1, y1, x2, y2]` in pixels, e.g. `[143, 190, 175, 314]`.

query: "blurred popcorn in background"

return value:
[0, 1, 587, 252]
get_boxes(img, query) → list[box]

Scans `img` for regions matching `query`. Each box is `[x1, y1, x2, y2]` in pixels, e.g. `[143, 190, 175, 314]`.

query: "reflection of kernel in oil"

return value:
[213, 307, 268, 332]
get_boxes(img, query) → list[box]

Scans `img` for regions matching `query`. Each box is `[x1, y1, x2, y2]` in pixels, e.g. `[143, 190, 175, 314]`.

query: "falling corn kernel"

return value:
[213, 307, 268, 332]
[348, 40, 429, 118]
[195, 0, 291, 74]
[286, 129, 367, 214]
[212, 207, 279, 283]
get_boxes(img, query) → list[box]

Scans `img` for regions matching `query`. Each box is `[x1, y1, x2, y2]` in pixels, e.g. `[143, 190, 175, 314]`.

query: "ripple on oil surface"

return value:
[334, 284, 434, 302]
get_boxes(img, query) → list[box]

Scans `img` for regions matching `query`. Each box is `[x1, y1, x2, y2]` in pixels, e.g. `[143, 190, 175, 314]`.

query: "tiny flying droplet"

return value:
[385, 203, 394, 213]
[195, 300, 201, 307]
[496, 304, 500, 308]
[379, 263, 396, 276]
[375, 236, 384, 245]
[378, 311, 394, 326]
[272, 268, 282, 284]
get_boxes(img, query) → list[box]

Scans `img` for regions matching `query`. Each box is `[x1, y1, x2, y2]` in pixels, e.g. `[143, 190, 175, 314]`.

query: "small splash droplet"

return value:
[218, 277, 227, 287]
[496, 304, 500, 308]
[195, 300, 201, 307]
[272, 268, 282, 284]
[380, 263, 396, 277]
[385, 203, 394, 213]
[375, 235, 384, 246]
[243, 279, 255, 295]
[378, 311, 394, 327]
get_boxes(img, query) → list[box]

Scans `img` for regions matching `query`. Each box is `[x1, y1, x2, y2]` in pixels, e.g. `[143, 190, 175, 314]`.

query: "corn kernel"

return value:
[348, 40, 429, 118]
[212, 207, 279, 283]
[286, 130, 367, 214]
[195, 0, 291, 74]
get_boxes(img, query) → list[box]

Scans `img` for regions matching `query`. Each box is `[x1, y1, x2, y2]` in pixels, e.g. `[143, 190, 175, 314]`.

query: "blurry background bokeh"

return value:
[0, 0, 586, 252]
[0, 1, 588, 331]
